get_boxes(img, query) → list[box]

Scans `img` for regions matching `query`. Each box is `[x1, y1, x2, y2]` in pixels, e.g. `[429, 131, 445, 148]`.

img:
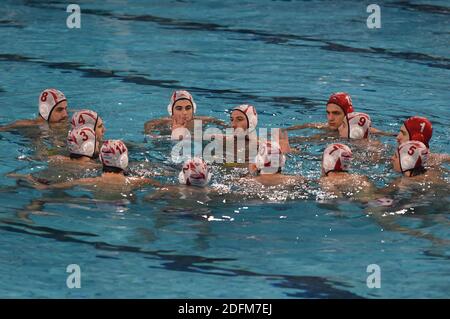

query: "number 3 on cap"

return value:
[79, 131, 88, 141]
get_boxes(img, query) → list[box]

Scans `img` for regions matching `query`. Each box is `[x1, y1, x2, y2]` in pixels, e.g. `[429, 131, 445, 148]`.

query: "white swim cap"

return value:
[99, 140, 129, 170]
[178, 157, 211, 187]
[322, 143, 353, 176]
[254, 140, 286, 175]
[167, 90, 197, 116]
[398, 141, 428, 174]
[39, 88, 67, 121]
[71, 109, 99, 130]
[344, 112, 371, 139]
[233, 104, 258, 133]
[67, 126, 96, 158]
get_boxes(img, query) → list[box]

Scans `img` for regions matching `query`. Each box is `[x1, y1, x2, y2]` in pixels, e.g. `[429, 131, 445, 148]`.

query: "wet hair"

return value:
[70, 153, 87, 160]
[69, 152, 97, 160]
[103, 166, 123, 174]
[408, 167, 427, 177]
[103, 165, 130, 176]
[256, 167, 282, 175]
[36, 177, 51, 185]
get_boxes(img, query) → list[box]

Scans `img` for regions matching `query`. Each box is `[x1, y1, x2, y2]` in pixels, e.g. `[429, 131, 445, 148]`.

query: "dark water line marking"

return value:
[22, 0, 450, 71]
[0, 19, 25, 29]
[0, 220, 363, 298]
[388, 1, 450, 15]
[0, 53, 320, 109]
[7, 1, 446, 116]
[1, 220, 98, 237]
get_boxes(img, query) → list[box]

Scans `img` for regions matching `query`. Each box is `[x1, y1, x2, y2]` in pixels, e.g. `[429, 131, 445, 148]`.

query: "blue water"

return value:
[0, 0, 449, 298]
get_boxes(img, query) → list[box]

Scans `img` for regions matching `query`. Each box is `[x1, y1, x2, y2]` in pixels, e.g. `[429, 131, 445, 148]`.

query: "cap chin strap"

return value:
[92, 135, 97, 159]
[347, 117, 351, 139]
[94, 115, 99, 131]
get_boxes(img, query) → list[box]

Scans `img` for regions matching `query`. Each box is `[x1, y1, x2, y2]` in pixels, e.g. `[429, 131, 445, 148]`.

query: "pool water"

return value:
[0, 0, 449, 298]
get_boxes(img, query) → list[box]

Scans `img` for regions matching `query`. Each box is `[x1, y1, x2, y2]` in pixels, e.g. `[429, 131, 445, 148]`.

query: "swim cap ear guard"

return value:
[167, 90, 197, 116]
[254, 141, 285, 175]
[345, 112, 371, 139]
[327, 92, 354, 115]
[99, 140, 129, 171]
[39, 88, 67, 121]
[322, 143, 353, 176]
[71, 109, 99, 130]
[404, 116, 433, 148]
[178, 157, 211, 187]
[232, 104, 258, 134]
[398, 141, 429, 175]
[67, 126, 96, 158]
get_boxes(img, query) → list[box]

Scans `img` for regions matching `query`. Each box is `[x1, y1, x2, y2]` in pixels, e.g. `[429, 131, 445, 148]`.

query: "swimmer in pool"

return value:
[0, 88, 68, 131]
[48, 110, 106, 166]
[24, 140, 160, 192]
[391, 140, 429, 178]
[178, 157, 212, 187]
[367, 140, 450, 244]
[387, 140, 447, 188]
[145, 157, 224, 243]
[287, 92, 393, 137]
[48, 126, 101, 169]
[0, 88, 70, 158]
[200, 140, 307, 202]
[6, 128, 102, 222]
[201, 104, 260, 167]
[8, 139, 150, 222]
[190, 103, 258, 138]
[70, 109, 106, 143]
[337, 111, 385, 162]
[396, 116, 450, 167]
[244, 140, 305, 187]
[146, 157, 218, 202]
[144, 90, 226, 137]
[319, 143, 375, 199]
[204, 105, 298, 169]
[7, 121, 104, 185]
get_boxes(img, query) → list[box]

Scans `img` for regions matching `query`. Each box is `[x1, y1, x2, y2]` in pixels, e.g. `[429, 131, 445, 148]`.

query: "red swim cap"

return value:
[327, 92, 354, 115]
[404, 116, 432, 148]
